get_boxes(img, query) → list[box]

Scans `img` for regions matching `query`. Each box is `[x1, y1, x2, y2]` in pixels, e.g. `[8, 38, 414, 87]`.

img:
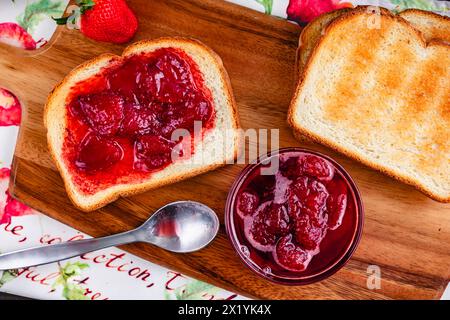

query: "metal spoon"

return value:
[0, 201, 219, 270]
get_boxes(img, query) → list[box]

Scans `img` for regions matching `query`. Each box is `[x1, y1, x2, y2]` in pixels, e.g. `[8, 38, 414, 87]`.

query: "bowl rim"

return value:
[225, 147, 365, 286]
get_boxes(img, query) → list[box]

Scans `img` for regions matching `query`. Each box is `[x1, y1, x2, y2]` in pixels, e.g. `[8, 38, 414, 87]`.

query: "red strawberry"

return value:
[55, 0, 138, 44]
[287, 0, 353, 25]
[81, 0, 138, 43]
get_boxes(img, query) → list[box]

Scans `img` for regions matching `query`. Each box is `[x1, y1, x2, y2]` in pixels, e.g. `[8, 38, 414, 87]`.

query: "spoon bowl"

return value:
[138, 201, 219, 253]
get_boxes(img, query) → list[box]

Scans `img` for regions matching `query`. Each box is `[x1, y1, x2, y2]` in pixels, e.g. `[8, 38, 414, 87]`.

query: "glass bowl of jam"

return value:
[225, 148, 364, 285]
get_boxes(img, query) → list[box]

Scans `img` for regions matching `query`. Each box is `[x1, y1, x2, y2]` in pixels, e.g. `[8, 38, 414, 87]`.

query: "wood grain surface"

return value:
[1, 0, 449, 299]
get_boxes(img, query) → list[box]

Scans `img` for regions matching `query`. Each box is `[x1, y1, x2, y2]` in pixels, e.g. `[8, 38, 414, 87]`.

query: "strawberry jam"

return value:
[63, 48, 215, 195]
[226, 148, 363, 284]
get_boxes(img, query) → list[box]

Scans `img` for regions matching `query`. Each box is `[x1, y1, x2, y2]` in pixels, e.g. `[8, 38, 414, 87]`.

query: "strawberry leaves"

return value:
[53, 0, 95, 26]
[79, 0, 96, 13]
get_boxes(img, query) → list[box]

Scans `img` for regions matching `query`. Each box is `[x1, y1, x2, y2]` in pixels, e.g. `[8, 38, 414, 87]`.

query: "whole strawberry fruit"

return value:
[81, 0, 138, 43]
[287, 0, 352, 25]
[55, 0, 138, 44]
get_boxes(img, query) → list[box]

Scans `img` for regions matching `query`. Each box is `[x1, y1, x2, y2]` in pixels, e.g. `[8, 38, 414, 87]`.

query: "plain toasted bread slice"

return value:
[45, 38, 240, 211]
[297, 7, 450, 73]
[289, 8, 450, 202]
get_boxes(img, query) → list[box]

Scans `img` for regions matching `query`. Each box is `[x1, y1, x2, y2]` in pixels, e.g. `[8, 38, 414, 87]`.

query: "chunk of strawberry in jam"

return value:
[273, 234, 313, 272]
[75, 133, 124, 172]
[288, 176, 329, 220]
[299, 155, 335, 182]
[106, 56, 148, 101]
[287, 178, 306, 219]
[327, 179, 348, 230]
[293, 214, 327, 251]
[248, 174, 276, 201]
[70, 91, 124, 136]
[119, 103, 163, 137]
[124, 51, 195, 106]
[146, 52, 195, 104]
[280, 156, 301, 179]
[236, 191, 259, 218]
[193, 94, 213, 122]
[281, 155, 335, 182]
[264, 202, 290, 236]
[159, 93, 213, 136]
[244, 202, 277, 252]
[286, 176, 329, 251]
[304, 180, 329, 214]
[134, 135, 177, 171]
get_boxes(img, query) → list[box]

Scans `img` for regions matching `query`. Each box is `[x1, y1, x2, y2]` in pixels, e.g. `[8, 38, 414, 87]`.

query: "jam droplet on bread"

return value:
[63, 48, 214, 195]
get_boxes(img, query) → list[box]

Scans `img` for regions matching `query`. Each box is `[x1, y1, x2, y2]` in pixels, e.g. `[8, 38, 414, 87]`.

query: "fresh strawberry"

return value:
[55, 0, 138, 44]
[81, 0, 138, 43]
[287, 0, 353, 25]
[0, 22, 37, 50]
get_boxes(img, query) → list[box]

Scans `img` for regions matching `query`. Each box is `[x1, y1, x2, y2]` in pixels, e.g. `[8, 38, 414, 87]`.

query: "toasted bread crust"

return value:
[296, 6, 450, 74]
[289, 7, 450, 203]
[400, 8, 450, 23]
[399, 9, 450, 43]
[45, 37, 240, 211]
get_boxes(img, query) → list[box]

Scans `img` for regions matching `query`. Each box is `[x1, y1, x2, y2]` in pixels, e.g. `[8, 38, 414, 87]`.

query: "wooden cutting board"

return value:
[2, 0, 449, 299]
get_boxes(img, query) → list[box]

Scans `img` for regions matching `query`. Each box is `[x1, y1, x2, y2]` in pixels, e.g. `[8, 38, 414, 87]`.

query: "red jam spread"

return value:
[234, 151, 357, 273]
[63, 48, 215, 195]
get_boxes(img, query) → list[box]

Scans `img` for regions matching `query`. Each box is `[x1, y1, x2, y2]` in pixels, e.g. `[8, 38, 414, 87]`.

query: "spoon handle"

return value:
[0, 230, 139, 270]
